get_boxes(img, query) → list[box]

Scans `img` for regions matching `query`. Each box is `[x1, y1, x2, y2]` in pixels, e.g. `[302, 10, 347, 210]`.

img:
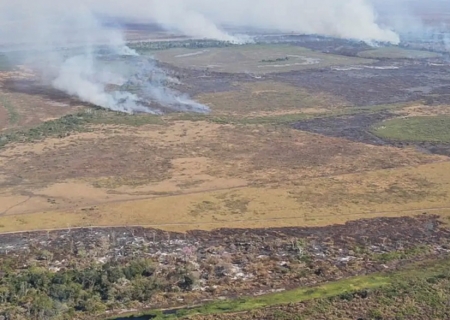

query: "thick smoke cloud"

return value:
[0, 0, 210, 114]
[95, 0, 401, 44]
[0, 0, 449, 113]
[1, 1, 404, 47]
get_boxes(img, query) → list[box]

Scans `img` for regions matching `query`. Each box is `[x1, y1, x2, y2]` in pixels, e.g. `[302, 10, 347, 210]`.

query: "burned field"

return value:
[1, 214, 450, 319]
[158, 36, 450, 107]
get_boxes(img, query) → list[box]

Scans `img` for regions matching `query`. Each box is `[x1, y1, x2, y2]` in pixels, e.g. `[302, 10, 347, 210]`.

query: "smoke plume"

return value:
[159, 0, 401, 44]
[1, 0, 449, 114]
[0, 0, 210, 114]
[105, 0, 448, 45]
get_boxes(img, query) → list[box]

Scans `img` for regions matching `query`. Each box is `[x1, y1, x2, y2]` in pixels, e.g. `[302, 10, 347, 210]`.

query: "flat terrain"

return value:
[372, 115, 450, 143]
[152, 44, 374, 74]
[0, 39, 450, 233]
[1, 34, 450, 320]
[358, 47, 441, 59]
[0, 68, 83, 132]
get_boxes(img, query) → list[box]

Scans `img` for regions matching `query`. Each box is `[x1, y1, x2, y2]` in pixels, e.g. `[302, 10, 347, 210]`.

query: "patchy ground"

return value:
[1, 214, 450, 319]
[293, 111, 450, 156]
[1, 33, 450, 320]
[357, 46, 441, 59]
[0, 114, 448, 232]
[196, 81, 348, 116]
[151, 44, 374, 74]
[0, 70, 84, 131]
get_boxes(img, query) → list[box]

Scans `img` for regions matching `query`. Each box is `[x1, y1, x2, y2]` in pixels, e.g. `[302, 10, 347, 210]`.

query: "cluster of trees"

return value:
[260, 57, 290, 63]
[0, 258, 197, 320]
[129, 40, 233, 52]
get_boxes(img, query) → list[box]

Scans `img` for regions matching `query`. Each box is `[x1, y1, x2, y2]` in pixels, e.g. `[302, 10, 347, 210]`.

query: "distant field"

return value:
[372, 116, 450, 142]
[152, 44, 374, 74]
[358, 47, 440, 59]
[197, 81, 348, 116]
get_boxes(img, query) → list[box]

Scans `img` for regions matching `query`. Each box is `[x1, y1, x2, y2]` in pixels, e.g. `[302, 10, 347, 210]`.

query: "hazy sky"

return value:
[0, 0, 421, 45]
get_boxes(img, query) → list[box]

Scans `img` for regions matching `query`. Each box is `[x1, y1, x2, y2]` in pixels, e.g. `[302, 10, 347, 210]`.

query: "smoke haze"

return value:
[94, 0, 401, 44]
[0, 0, 449, 113]
[0, 0, 210, 114]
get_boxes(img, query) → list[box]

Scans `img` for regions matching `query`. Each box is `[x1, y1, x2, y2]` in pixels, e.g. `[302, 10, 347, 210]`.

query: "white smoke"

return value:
[95, 0, 401, 44]
[1, 0, 449, 114]
[0, 0, 210, 114]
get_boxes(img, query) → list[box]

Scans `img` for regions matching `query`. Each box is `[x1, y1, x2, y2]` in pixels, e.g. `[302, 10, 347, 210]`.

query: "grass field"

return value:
[1, 159, 449, 233]
[0, 85, 449, 233]
[0, 73, 449, 233]
[0, 71, 81, 131]
[372, 116, 450, 142]
[197, 82, 348, 116]
[358, 47, 440, 59]
[0, 108, 164, 148]
[152, 44, 374, 74]
[2, 39, 450, 320]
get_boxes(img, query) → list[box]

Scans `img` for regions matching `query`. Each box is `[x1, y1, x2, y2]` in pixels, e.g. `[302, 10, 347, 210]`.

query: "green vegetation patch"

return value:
[358, 47, 440, 59]
[0, 258, 197, 319]
[0, 101, 410, 149]
[129, 39, 235, 53]
[114, 258, 450, 319]
[371, 116, 450, 143]
[0, 108, 164, 148]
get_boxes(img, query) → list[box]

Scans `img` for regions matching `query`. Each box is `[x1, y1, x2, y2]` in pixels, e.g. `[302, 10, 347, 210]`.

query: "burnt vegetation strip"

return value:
[114, 258, 450, 320]
[187, 258, 450, 320]
[0, 215, 449, 319]
[292, 111, 396, 146]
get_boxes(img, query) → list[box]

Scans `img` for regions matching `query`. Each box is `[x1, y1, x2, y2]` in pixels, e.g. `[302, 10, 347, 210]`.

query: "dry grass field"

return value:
[0, 77, 450, 233]
[0, 43, 450, 235]
[196, 81, 348, 116]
